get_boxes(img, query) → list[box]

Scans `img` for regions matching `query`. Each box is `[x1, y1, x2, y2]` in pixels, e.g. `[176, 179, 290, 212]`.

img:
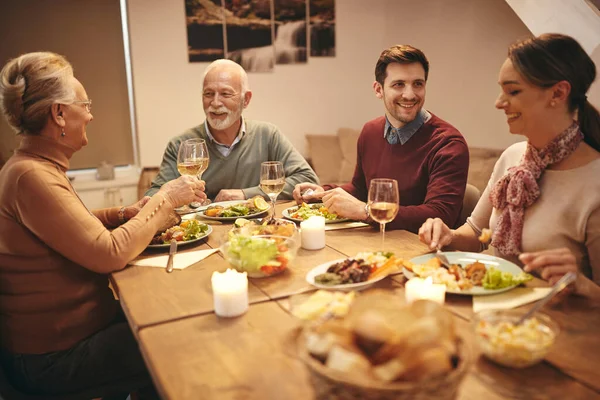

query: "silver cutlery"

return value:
[166, 239, 177, 273]
[515, 272, 577, 325]
[436, 248, 452, 270]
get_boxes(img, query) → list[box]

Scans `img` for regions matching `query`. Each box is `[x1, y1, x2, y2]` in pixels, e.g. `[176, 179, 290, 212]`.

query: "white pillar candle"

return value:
[405, 276, 446, 305]
[211, 268, 249, 318]
[300, 216, 326, 250]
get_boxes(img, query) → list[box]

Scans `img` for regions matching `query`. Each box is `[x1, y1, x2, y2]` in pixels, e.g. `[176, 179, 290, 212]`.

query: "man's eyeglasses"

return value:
[73, 99, 92, 113]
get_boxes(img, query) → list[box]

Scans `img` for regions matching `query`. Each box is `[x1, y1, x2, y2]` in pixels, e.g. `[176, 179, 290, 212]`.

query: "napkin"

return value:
[129, 248, 219, 270]
[472, 287, 552, 313]
[324, 222, 369, 231]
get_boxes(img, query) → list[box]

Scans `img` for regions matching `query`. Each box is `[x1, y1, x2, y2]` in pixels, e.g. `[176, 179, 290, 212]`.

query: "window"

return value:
[0, 0, 137, 169]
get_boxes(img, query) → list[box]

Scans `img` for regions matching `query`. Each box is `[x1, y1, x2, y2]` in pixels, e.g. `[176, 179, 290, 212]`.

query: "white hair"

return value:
[0, 52, 75, 135]
[202, 59, 249, 94]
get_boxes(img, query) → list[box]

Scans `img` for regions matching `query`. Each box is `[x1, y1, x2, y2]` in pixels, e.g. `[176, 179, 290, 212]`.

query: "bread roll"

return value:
[401, 345, 453, 381]
[351, 310, 396, 356]
[326, 345, 372, 378]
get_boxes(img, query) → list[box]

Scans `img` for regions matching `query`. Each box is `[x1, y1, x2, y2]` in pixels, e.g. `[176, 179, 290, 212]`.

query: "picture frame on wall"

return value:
[185, 0, 226, 62]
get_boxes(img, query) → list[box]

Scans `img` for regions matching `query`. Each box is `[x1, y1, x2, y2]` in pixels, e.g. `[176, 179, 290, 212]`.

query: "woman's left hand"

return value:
[519, 247, 578, 295]
[124, 196, 151, 221]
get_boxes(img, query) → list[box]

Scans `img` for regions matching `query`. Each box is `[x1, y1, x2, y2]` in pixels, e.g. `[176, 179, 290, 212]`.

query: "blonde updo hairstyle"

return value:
[0, 52, 76, 135]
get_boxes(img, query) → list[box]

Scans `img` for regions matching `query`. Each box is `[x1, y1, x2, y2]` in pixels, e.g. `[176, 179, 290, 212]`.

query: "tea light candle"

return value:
[300, 216, 326, 250]
[405, 277, 446, 305]
[211, 269, 249, 317]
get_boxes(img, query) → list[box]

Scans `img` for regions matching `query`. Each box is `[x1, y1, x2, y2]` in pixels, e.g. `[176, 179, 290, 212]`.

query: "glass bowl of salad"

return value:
[473, 309, 559, 368]
[220, 232, 299, 278]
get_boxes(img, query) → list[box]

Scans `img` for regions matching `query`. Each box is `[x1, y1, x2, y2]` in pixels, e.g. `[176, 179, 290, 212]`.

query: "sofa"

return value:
[305, 128, 503, 192]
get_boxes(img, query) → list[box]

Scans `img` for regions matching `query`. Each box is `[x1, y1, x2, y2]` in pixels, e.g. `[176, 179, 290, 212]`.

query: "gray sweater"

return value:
[146, 119, 319, 200]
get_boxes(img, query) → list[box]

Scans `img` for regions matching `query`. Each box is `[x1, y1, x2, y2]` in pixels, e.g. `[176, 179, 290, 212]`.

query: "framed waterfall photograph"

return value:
[224, 0, 275, 72]
[274, 0, 308, 64]
[185, 0, 226, 62]
[309, 0, 335, 57]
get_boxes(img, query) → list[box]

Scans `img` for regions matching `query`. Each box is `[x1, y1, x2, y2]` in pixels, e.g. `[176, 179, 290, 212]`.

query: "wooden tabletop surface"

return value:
[113, 201, 600, 399]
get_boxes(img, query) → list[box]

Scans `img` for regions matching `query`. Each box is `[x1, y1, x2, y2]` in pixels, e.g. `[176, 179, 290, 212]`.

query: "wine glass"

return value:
[177, 138, 209, 179]
[259, 161, 285, 219]
[177, 138, 210, 209]
[367, 178, 399, 250]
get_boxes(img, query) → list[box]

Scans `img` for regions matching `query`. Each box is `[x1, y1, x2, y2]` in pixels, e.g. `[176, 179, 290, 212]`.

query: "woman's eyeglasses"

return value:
[72, 99, 92, 113]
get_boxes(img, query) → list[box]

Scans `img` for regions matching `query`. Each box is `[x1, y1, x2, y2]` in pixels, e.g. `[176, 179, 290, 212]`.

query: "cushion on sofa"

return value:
[305, 134, 343, 184]
[468, 148, 503, 192]
[337, 127, 360, 183]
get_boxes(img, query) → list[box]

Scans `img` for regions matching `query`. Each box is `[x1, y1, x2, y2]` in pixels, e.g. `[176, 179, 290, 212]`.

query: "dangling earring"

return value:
[550, 100, 556, 107]
[61, 129, 66, 137]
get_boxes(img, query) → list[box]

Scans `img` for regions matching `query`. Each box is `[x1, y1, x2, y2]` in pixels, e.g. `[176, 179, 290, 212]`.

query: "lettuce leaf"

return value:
[482, 267, 532, 289]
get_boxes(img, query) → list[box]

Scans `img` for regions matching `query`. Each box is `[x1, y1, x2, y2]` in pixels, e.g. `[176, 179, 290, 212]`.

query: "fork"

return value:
[436, 248, 451, 270]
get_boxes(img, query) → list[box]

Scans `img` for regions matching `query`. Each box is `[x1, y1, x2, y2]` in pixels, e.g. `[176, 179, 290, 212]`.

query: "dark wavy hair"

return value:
[375, 45, 429, 85]
[508, 33, 600, 151]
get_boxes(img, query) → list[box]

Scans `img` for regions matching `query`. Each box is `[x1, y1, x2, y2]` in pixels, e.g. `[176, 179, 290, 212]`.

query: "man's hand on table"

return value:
[214, 189, 245, 202]
[292, 183, 325, 204]
[322, 188, 368, 221]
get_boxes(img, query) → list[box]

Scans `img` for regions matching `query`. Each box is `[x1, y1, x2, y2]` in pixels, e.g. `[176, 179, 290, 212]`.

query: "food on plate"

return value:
[150, 219, 209, 244]
[221, 234, 296, 277]
[474, 311, 558, 368]
[291, 290, 356, 322]
[289, 202, 342, 221]
[314, 252, 402, 286]
[303, 291, 462, 383]
[482, 267, 532, 289]
[479, 228, 492, 244]
[410, 257, 532, 292]
[203, 196, 268, 218]
[230, 218, 297, 238]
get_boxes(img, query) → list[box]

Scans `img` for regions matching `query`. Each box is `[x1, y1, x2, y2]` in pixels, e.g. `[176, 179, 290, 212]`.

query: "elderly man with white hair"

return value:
[146, 59, 318, 202]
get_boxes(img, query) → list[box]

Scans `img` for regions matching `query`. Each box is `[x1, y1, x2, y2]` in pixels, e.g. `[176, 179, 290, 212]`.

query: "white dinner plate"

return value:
[282, 204, 350, 224]
[406, 251, 523, 296]
[147, 225, 213, 249]
[306, 258, 387, 292]
[195, 200, 269, 222]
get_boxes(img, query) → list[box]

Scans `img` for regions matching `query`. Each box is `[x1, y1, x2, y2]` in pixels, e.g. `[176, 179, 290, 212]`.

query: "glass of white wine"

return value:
[177, 138, 210, 209]
[367, 178, 399, 251]
[177, 138, 209, 178]
[259, 161, 285, 219]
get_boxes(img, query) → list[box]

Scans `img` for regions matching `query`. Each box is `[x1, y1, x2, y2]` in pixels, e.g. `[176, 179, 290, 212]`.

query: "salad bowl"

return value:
[220, 233, 299, 278]
[473, 309, 559, 368]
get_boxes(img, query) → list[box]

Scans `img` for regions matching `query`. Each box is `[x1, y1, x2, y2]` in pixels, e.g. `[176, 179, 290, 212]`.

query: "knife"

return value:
[166, 239, 177, 273]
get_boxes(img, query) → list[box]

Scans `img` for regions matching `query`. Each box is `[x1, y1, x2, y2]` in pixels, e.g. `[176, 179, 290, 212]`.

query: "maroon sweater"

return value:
[325, 114, 469, 233]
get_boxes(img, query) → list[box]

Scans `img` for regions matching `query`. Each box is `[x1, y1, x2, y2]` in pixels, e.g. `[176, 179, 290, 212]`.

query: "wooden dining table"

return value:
[110, 201, 600, 400]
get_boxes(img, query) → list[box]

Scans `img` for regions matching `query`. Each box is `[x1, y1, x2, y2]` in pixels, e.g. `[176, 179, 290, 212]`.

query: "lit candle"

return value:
[300, 216, 326, 250]
[405, 276, 446, 305]
[211, 269, 249, 317]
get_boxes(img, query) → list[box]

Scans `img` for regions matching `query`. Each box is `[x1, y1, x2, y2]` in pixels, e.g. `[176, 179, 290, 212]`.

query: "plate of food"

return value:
[282, 203, 350, 223]
[306, 252, 402, 291]
[148, 219, 212, 248]
[404, 252, 532, 295]
[197, 196, 270, 221]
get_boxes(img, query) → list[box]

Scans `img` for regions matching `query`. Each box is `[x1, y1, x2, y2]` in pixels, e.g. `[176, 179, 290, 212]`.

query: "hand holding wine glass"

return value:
[367, 178, 399, 250]
[177, 138, 210, 209]
[260, 161, 285, 220]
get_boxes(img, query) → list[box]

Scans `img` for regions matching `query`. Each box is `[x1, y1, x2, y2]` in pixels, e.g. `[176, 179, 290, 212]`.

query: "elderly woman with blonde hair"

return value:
[0, 52, 207, 398]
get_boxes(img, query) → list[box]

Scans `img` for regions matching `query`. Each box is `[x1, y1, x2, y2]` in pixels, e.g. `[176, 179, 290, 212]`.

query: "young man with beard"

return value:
[146, 59, 318, 202]
[293, 45, 469, 233]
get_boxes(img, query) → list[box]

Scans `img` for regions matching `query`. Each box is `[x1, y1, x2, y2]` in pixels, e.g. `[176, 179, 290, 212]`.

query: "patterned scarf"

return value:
[490, 122, 583, 255]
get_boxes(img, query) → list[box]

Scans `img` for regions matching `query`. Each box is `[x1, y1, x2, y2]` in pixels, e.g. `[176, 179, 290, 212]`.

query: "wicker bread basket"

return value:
[297, 331, 471, 400]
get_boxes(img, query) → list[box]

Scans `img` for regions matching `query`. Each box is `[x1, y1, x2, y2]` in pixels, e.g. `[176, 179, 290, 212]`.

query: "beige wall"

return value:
[127, 0, 597, 167]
